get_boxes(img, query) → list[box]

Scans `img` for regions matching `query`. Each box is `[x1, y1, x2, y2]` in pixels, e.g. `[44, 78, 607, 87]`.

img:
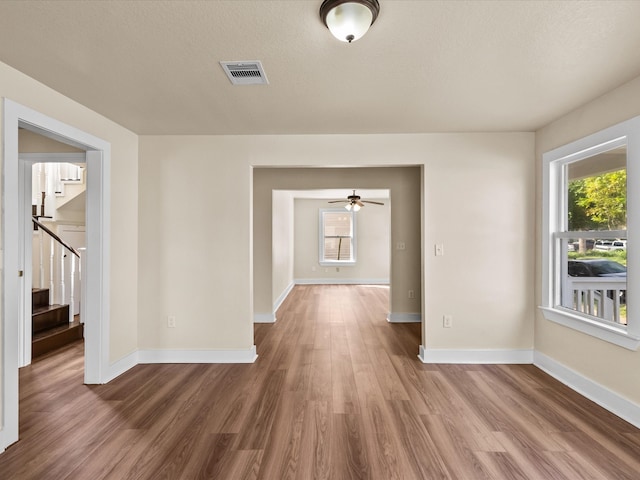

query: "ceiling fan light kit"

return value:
[328, 190, 384, 211]
[319, 0, 380, 43]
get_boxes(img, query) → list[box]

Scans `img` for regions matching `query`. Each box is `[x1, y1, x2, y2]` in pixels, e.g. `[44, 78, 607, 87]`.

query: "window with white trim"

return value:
[319, 209, 356, 266]
[542, 117, 640, 350]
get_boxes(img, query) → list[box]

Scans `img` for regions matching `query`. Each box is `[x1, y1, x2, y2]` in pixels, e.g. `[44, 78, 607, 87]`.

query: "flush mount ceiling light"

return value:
[320, 0, 380, 43]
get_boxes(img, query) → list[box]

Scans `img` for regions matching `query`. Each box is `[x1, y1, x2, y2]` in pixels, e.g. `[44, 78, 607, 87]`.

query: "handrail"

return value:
[32, 217, 80, 258]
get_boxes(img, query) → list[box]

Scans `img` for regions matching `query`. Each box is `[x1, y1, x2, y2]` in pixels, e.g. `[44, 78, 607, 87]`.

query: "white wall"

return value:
[535, 74, 640, 405]
[294, 198, 390, 283]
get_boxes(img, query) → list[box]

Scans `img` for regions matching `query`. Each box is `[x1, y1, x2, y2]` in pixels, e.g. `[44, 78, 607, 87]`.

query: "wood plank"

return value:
[2, 285, 640, 480]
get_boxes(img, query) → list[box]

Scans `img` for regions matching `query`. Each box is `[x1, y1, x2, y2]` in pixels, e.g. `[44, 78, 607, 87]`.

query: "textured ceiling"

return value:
[1, 1, 640, 135]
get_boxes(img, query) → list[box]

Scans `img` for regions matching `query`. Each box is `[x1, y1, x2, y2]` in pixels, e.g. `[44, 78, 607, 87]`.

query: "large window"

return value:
[319, 209, 356, 266]
[542, 117, 640, 350]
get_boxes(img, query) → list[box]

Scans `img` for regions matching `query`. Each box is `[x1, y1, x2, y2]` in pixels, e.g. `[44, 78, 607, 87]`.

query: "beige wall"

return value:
[422, 134, 535, 350]
[137, 136, 254, 349]
[536, 75, 640, 404]
[0, 60, 139, 363]
[139, 133, 534, 354]
[19, 129, 84, 153]
[294, 198, 390, 283]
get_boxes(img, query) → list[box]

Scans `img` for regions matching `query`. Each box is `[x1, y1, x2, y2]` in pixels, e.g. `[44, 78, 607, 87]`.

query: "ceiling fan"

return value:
[328, 190, 385, 211]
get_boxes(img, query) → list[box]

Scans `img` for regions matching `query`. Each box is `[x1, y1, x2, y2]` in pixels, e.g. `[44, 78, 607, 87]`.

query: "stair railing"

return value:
[32, 217, 80, 324]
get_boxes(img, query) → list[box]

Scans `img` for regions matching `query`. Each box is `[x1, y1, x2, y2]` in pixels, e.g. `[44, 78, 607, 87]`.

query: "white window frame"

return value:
[541, 116, 640, 350]
[319, 208, 356, 266]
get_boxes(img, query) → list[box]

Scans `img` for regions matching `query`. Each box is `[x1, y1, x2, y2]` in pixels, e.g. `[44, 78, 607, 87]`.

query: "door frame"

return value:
[2, 99, 111, 451]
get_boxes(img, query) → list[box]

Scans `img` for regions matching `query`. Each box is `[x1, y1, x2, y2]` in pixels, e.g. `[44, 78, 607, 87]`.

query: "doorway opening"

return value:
[252, 166, 423, 356]
[2, 99, 111, 451]
[23, 151, 87, 360]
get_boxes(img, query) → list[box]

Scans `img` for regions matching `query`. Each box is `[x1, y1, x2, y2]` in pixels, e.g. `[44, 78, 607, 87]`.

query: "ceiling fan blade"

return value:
[362, 200, 385, 205]
[356, 200, 365, 207]
[328, 200, 348, 203]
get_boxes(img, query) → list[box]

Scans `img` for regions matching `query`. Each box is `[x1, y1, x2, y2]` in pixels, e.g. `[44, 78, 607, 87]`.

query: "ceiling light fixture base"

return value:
[319, 0, 380, 43]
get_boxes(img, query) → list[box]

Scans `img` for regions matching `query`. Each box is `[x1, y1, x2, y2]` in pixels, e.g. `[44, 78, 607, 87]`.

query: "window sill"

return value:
[539, 306, 640, 351]
[319, 261, 356, 267]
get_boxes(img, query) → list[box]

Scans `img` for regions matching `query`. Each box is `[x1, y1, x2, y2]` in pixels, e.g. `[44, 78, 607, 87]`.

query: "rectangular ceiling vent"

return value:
[220, 61, 269, 86]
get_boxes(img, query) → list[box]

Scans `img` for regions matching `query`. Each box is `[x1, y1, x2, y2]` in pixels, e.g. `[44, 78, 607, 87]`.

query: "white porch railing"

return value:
[562, 277, 626, 325]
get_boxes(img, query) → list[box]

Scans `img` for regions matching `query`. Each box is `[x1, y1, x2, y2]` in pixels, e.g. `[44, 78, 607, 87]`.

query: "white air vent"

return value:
[220, 61, 269, 85]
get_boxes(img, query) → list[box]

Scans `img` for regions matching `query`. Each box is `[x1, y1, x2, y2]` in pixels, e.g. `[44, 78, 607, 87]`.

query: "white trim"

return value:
[19, 159, 33, 365]
[254, 282, 295, 323]
[96, 346, 261, 382]
[387, 312, 421, 323]
[540, 307, 640, 351]
[254, 313, 276, 323]
[534, 351, 640, 429]
[105, 350, 139, 384]
[295, 278, 389, 285]
[319, 208, 356, 266]
[84, 149, 110, 384]
[418, 345, 534, 364]
[542, 115, 640, 345]
[138, 346, 258, 364]
[273, 281, 294, 312]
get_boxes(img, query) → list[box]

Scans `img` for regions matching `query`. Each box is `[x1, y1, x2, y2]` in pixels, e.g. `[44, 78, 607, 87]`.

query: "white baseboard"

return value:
[534, 351, 640, 429]
[273, 282, 295, 313]
[138, 346, 258, 364]
[254, 313, 276, 323]
[418, 345, 534, 364]
[98, 346, 259, 385]
[387, 312, 421, 323]
[294, 278, 389, 285]
[105, 349, 139, 383]
[254, 281, 296, 323]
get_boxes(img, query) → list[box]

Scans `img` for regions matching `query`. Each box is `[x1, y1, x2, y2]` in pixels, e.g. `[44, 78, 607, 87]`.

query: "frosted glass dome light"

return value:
[320, 0, 380, 43]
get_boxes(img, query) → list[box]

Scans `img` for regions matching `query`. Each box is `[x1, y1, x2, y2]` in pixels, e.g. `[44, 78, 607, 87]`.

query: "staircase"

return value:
[32, 288, 83, 358]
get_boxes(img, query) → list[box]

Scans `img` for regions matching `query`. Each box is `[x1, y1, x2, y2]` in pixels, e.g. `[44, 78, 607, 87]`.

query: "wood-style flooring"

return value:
[1, 284, 639, 479]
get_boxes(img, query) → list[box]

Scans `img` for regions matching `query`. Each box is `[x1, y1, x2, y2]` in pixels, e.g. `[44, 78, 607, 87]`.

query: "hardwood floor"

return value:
[2, 284, 640, 479]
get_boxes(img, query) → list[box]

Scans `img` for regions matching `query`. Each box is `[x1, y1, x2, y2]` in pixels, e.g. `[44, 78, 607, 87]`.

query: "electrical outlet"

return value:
[397, 242, 406, 250]
[443, 315, 453, 328]
[408, 290, 415, 299]
[168, 315, 176, 328]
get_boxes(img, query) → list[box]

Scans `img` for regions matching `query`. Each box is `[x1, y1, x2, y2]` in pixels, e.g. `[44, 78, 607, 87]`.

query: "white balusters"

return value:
[78, 248, 86, 324]
[68, 253, 76, 323]
[38, 228, 45, 289]
[49, 236, 55, 305]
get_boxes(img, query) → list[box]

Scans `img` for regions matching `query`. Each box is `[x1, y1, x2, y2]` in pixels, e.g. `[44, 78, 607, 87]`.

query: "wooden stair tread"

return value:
[32, 304, 68, 315]
[32, 319, 82, 341]
[31, 288, 79, 357]
[32, 319, 83, 358]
